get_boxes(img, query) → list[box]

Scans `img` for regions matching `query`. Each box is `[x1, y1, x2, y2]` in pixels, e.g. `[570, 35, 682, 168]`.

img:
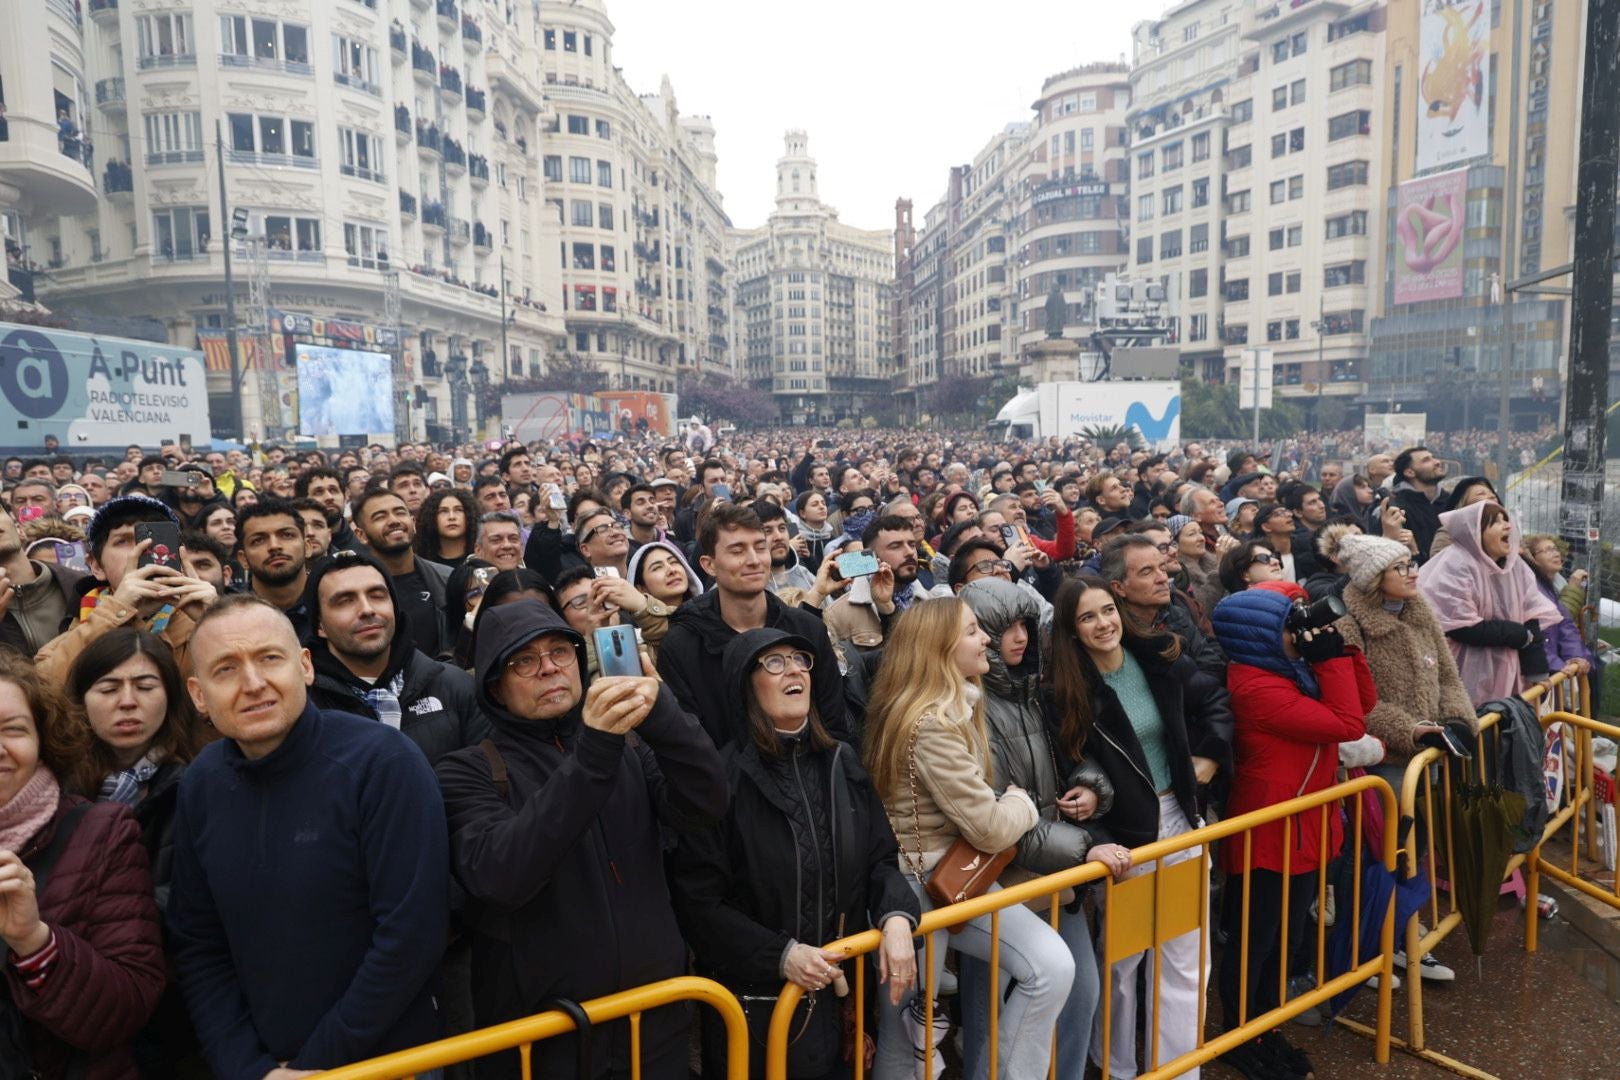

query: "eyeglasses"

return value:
[579, 521, 624, 544]
[968, 558, 1015, 577]
[1247, 551, 1277, 567]
[560, 593, 591, 612]
[757, 651, 814, 675]
[1153, 542, 1174, 554]
[506, 642, 577, 677]
[1387, 562, 1418, 577]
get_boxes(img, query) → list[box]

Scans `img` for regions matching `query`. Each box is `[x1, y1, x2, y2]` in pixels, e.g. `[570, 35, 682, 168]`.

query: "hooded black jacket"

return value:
[435, 602, 727, 1080]
[1043, 635, 1233, 849]
[309, 634, 486, 766]
[657, 588, 851, 749]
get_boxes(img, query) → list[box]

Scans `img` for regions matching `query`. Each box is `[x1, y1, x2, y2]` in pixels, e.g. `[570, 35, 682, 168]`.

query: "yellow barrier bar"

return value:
[765, 775, 1400, 1080]
[315, 977, 748, 1080]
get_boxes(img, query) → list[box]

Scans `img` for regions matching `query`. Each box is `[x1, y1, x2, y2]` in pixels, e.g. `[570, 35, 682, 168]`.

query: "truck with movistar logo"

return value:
[987, 381, 1181, 447]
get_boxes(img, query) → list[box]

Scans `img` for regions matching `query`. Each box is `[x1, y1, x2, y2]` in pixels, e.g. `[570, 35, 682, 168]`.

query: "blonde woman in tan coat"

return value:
[864, 597, 1073, 1080]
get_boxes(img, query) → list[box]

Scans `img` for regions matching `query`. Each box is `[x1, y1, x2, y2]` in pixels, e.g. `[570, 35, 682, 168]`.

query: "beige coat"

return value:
[1334, 585, 1477, 759]
[883, 694, 1038, 879]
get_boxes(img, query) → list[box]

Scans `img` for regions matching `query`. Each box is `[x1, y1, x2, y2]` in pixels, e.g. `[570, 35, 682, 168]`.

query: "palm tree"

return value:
[1079, 423, 1144, 450]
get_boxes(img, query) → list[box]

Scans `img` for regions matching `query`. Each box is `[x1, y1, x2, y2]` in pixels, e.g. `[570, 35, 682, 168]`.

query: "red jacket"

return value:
[1220, 653, 1376, 875]
[1028, 509, 1076, 562]
[8, 794, 166, 1080]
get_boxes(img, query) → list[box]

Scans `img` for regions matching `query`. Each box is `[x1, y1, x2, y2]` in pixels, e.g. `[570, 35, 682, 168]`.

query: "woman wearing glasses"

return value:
[1217, 539, 1285, 596]
[673, 629, 920, 1079]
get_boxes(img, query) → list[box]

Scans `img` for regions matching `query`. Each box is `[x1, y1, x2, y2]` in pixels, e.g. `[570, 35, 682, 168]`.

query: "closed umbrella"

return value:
[1326, 822, 1431, 1017]
[1449, 770, 1525, 974]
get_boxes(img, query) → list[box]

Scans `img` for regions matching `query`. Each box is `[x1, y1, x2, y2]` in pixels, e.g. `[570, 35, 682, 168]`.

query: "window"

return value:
[144, 110, 203, 164]
[1293, 79, 1307, 105]
[1227, 144, 1252, 169]
[1190, 223, 1209, 253]
[1326, 160, 1369, 190]
[151, 207, 210, 259]
[1320, 310, 1365, 334]
[1189, 314, 1208, 340]
[343, 222, 387, 269]
[570, 200, 593, 227]
[1226, 277, 1249, 301]
[1324, 260, 1367, 287]
[1163, 141, 1183, 171]
[339, 128, 384, 181]
[1292, 31, 1308, 55]
[571, 242, 595, 270]
[1271, 132, 1287, 158]
[1137, 152, 1155, 179]
[260, 214, 320, 255]
[1226, 189, 1251, 214]
[597, 160, 612, 187]
[1081, 128, 1094, 150]
[598, 203, 613, 229]
[1225, 234, 1250, 258]
[1270, 179, 1286, 204]
[1267, 320, 1284, 342]
[220, 17, 309, 70]
[1191, 178, 1209, 207]
[1184, 22, 1199, 42]
[333, 35, 380, 94]
[1163, 186, 1182, 215]
[1230, 98, 1253, 124]
[1191, 132, 1210, 162]
[1266, 272, 1300, 296]
[136, 13, 194, 65]
[563, 30, 576, 52]
[601, 244, 616, 271]
[1136, 236, 1153, 264]
[226, 113, 315, 165]
[569, 156, 590, 183]
[1272, 40, 1290, 63]
[567, 114, 589, 135]
[544, 29, 556, 49]
[1272, 86, 1289, 112]
[543, 155, 562, 182]
[1329, 14, 1372, 40]
[1160, 230, 1182, 259]
[1273, 128, 1305, 156]
[1325, 210, 1369, 238]
[1331, 59, 1374, 91]
[596, 119, 612, 140]
[1289, 174, 1304, 199]
[1269, 228, 1285, 251]
[1329, 110, 1371, 140]
[1287, 224, 1303, 247]
[1137, 193, 1155, 222]
[1188, 268, 1208, 298]
[584, 34, 593, 55]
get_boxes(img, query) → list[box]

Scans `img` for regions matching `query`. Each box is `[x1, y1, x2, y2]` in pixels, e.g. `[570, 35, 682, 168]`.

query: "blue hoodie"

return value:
[1210, 586, 1319, 697]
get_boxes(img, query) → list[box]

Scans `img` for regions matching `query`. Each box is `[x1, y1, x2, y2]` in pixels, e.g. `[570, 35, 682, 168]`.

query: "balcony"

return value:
[409, 0, 429, 9]
[443, 136, 466, 172]
[394, 104, 411, 141]
[484, 48, 543, 112]
[415, 121, 442, 156]
[439, 64, 462, 99]
[473, 221, 493, 249]
[399, 189, 417, 218]
[411, 42, 435, 82]
[449, 216, 471, 245]
[436, 0, 457, 32]
[464, 86, 486, 117]
[422, 201, 446, 231]
[468, 153, 489, 185]
[102, 160, 133, 198]
[88, 0, 117, 22]
[95, 78, 125, 111]
[138, 51, 197, 70]
[389, 23, 407, 57]
[461, 17, 482, 48]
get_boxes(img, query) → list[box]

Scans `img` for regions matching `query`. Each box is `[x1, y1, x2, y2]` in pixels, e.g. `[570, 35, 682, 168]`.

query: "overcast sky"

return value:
[605, 0, 1153, 232]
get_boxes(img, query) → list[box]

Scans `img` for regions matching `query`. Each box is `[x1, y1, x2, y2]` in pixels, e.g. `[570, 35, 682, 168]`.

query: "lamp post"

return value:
[470, 357, 489, 434]
[215, 119, 244, 439]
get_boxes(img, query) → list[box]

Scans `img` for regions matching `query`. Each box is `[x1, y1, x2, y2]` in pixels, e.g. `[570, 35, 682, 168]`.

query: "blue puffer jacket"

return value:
[1210, 586, 1315, 694]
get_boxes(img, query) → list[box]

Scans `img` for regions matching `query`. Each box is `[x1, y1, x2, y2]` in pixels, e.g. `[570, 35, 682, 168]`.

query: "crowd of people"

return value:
[0, 422, 1595, 1080]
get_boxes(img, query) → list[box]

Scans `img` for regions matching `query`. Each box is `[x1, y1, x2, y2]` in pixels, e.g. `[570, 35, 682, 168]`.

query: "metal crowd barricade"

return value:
[315, 976, 748, 1080]
[1381, 672, 1600, 1074]
[764, 775, 1399, 1080]
[1529, 678, 1620, 943]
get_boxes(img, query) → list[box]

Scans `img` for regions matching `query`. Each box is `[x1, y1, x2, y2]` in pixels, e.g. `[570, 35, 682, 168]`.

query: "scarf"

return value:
[98, 751, 161, 806]
[79, 585, 174, 633]
[358, 670, 407, 730]
[0, 767, 61, 853]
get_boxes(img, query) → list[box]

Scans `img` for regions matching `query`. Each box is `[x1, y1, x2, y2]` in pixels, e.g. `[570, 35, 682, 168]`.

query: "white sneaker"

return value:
[1368, 971, 1402, 990]
[1392, 950, 1456, 982]
[936, 967, 958, 996]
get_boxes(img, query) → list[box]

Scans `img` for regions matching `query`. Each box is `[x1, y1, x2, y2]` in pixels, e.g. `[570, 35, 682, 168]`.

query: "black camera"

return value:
[1285, 594, 1346, 636]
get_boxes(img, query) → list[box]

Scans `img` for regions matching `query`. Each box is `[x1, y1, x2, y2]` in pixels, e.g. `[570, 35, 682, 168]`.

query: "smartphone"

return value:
[53, 541, 88, 573]
[594, 625, 642, 677]
[593, 565, 620, 579]
[546, 486, 567, 511]
[712, 483, 732, 502]
[15, 505, 43, 524]
[835, 551, 880, 579]
[135, 522, 182, 570]
[1034, 479, 1048, 494]
[158, 470, 201, 488]
[998, 524, 1023, 551]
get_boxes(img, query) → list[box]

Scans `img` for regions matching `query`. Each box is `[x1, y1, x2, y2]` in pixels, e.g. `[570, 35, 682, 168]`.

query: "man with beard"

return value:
[238, 500, 314, 642]
[293, 498, 335, 562]
[296, 465, 362, 554]
[1388, 446, 1448, 562]
[754, 500, 813, 593]
[824, 514, 939, 652]
[621, 483, 665, 548]
[305, 550, 484, 763]
[352, 488, 451, 659]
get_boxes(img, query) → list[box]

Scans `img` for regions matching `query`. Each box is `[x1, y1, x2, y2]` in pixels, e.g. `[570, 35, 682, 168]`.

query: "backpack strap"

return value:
[28, 803, 92, 897]
[480, 739, 509, 800]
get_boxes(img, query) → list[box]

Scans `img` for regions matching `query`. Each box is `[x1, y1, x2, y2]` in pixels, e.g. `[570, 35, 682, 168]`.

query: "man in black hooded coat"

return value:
[435, 601, 728, 1080]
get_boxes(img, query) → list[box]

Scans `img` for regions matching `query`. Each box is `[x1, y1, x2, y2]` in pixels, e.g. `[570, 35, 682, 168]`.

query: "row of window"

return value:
[563, 114, 614, 140]
[543, 29, 594, 54]
[1137, 132, 1212, 179]
[565, 241, 617, 271]
[134, 12, 381, 92]
[543, 156, 615, 187]
[1179, 262, 1364, 302]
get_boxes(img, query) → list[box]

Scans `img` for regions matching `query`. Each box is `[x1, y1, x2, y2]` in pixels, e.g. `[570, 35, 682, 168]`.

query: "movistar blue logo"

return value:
[1125, 396, 1180, 442]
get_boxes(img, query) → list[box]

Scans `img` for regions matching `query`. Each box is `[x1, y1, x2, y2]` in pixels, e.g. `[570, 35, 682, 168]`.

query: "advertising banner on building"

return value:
[1416, 0, 1491, 172]
[597, 391, 678, 437]
[0, 323, 211, 452]
[1393, 167, 1468, 304]
[503, 390, 679, 443]
[1364, 412, 1428, 454]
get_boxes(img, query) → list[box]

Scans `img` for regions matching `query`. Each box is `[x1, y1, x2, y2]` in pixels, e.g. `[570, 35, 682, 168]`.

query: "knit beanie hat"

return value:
[1167, 513, 1193, 538]
[1337, 533, 1413, 592]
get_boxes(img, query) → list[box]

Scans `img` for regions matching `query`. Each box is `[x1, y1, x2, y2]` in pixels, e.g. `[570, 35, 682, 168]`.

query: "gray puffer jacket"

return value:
[960, 579, 1114, 898]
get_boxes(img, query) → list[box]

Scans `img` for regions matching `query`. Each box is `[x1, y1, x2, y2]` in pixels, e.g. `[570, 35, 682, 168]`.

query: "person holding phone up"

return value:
[36, 496, 217, 683]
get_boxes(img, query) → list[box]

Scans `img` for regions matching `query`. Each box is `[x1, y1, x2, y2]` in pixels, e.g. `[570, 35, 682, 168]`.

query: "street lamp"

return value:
[470, 358, 490, 432]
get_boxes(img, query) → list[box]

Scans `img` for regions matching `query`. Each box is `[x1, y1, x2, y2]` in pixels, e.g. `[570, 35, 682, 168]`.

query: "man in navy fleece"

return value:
[166, 593, 449, 1079]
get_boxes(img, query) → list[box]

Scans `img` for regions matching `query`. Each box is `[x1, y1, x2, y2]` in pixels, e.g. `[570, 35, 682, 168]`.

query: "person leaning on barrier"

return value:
[671, 628, 920, 1080]
[957, 579, 1130, 1080]
[1044, 575, 1231, 1080]
[862, 597, 1072, 1080]
[435, 600, 727, 1080]
[1208, 581, 1378, 1080]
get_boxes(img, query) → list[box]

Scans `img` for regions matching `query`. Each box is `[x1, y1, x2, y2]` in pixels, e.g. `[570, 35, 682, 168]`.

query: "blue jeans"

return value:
[874, 880, 1073, 1080]
[958, 901, 1099, 1080]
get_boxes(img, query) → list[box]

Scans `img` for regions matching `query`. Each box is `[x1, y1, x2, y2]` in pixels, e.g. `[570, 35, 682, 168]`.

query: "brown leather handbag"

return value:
[903, 718, 1017, 931]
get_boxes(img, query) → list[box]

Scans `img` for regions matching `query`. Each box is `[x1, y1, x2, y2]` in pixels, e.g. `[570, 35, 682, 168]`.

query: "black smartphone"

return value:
[135, 522, 182, 570]
[158, 470, 201, 488]
[594, 625, 642, 677]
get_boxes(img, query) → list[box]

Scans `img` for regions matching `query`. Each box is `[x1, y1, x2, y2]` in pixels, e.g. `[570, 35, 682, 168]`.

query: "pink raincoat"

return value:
[1417, 501, 1562, 704]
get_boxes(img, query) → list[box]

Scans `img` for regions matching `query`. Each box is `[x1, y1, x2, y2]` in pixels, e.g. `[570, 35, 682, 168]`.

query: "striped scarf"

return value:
[98, 753, 160, 806]
[78, 586, 173, 633]
[359, 670, 407, 730]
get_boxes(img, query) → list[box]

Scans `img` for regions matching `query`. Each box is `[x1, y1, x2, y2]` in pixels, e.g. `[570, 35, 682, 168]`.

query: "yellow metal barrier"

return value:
[765, 775, 1399, 1080]
[315, 976, 748, 1080]
[1528, 699, 1620, 944]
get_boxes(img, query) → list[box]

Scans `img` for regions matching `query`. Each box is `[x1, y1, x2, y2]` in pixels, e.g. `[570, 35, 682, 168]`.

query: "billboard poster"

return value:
[294, 345, 396, 437]
[1416, 0, 1491, 172]
[1364, 412, 1428, 454]
[0, 323, 211, 451]
[597, 391, 678, 437]
[1393, 168, 1468, 304]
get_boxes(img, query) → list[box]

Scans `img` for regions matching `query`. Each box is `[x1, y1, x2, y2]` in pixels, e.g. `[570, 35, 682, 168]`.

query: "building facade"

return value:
[732, 131, 893, 423]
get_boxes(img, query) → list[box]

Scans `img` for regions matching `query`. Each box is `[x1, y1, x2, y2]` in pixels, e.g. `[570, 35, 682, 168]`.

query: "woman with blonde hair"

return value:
[864, 597, 1073, 1080]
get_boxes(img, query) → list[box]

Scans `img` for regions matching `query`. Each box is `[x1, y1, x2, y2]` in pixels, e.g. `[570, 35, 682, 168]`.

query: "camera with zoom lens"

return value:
[1285, 594, 1346, 638]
